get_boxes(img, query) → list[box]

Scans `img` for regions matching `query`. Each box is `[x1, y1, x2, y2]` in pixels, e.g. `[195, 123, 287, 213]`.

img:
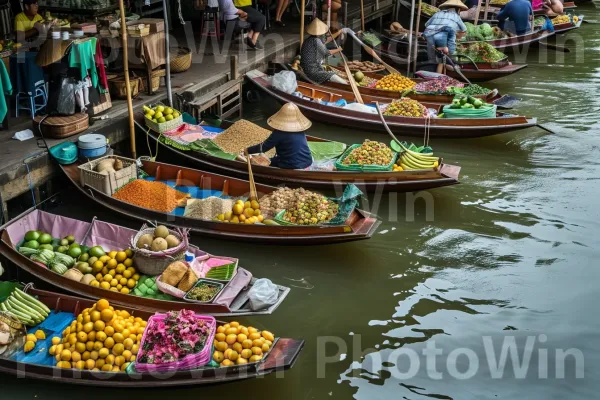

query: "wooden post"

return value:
[343, 1, 348, 27]
[327, 0, 332, 27]
[474, 0, 482, 25]
[163, 0, 173, 107]
[119, 0, 136, 159]
[483, 0, 489, 21]
[300, 0, 306, 46]
[406, 0, 416, 75]
[412, 0, 422, 75]
[360, 0, 365, 31]
[230, 55, 239, 80]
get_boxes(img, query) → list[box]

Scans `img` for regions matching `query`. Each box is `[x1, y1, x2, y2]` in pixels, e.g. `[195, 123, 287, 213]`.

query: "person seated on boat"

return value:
[300, 18, 348, 84]
[543, 0, 564, 15]
[495, 0, 533, 36]
[246, 103, 313, 170]
[422, 0, 468, 74]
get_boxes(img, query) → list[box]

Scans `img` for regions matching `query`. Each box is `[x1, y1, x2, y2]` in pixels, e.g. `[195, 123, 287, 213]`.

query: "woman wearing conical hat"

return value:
[300, 18, 348, 85]
[246, 103, 313, 169]
[422, 0, 468, 73]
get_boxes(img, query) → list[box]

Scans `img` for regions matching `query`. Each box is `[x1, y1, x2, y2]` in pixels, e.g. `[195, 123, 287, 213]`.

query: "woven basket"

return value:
[170, 47, 192, 73]
[138, 69, 166, 93]
[109, 75, 141, 99]
[78, 155, 137, 195]
[130, 225, 190, 276]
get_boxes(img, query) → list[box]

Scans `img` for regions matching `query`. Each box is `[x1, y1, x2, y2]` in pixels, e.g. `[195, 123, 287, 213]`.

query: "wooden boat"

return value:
[135, 115, 462, 193]
[57, 158, 380, 245]
[551, 16, 583, 34]
[317, 67, 500, 103]
[248, 70, 537, 138]
[383, 28, 555, 51]
[0, 208, 291, 315]
[441, 61, 528, 82]
[0, 286, 304, 387]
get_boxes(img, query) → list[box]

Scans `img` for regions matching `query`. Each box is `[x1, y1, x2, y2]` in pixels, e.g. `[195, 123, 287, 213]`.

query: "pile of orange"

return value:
[212, 321, 275, 367]
[49, 299, 147, 371]
[88, 250, 140, 294]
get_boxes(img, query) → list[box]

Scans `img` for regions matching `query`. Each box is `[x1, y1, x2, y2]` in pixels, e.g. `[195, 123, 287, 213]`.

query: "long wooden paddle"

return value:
[329, 29, 364, 104]
[346, 30, 401, 75]
[374, 101, 403, 146]
[245, 149, 258, 201]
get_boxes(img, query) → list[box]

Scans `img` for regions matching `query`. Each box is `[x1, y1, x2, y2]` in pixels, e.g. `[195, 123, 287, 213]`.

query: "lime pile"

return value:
[143, 105, 181, 124]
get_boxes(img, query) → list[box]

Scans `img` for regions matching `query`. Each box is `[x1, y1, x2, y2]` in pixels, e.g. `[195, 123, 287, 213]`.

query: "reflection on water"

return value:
[3, 6, 600, 399]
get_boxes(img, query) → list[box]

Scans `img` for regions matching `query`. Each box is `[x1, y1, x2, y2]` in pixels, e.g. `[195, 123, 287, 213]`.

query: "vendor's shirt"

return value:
[247, 130, 313, 170]
[15, 12, 43, 32]
[218, 0, 239, 20]
[234, 0, 252, 7]
[423, 10, 467, 37]
[496, 0, 532, 35]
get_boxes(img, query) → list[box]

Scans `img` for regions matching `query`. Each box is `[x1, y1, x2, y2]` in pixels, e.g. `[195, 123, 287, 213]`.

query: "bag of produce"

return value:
[272, 71, 298, 94]
[247, 279, 279, 311]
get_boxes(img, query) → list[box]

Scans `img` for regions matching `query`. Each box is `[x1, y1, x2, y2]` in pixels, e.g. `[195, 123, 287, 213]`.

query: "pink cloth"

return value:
[532, 0, 543, 9]
[5, 210, 91, 247]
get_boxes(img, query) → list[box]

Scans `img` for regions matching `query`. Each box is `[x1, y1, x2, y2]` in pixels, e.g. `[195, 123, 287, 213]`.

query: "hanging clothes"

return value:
[0, 59, 12, 123]
[94, 38, 108, 92]
[69, 37, 98, 89]
[0, 0, 11, 38]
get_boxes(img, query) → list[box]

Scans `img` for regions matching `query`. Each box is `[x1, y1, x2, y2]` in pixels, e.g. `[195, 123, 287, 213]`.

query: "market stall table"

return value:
[99, 31, 166, 95]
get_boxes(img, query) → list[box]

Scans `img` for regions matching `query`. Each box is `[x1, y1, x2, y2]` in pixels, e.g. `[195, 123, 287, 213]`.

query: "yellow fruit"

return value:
[221, 359, 233, 367]
[261, 331, 275, 342]
[85, 359, 95, 370]
[214, 333, 226, 342]
[251, 346, 262, 356]
[122, 350, 132, 361]
[261, 343, 270, 352]
[97, 299, 110, 311]
[232, 342, 243, 353]
[93, 260, 104, 271]
[241, 348, 252, 359]
[105, 354, 115, 366]
[93, 341, 103, 351]
[98, 348, 109, 359]
[49, 336, 60, 346]
[100, 309, 113, 323]
[242, 339, 253, 349]
[252, 339, 263, 348]
[61, 349, 72, 361]
[57, 361, 72, 369]
[26, 334, 37, 343]
[115, 251, 127, 262]
[85, 342, 94, 352]
[82, 350, 91, 361]
[122, 329, 131, 338]
[49, 345, 57, 355]
[122, 270, 132, 279]
[216, 341, 228, 352]
[248, 327, 258, 334]
[249, 355, 262, 363]
[232, 204, 244, 215]
[34, 330, 46, 340]
[102, 364, 113, 372]
[104, 337, 115, 349]
[71, 351, 82, 363]
[213, 351, 225, 363]
[24, 341, 35, 353]
[113, 333, 124, 344]
[225, 327, 238, 335]
[77, 331, 88, 343]
[257, 215, 264, 223]
[109, 279, 118, 287]
[225, 334, 237, 345]
[228, 350, 239, 361]
[108, 269, 116, 277]
[100, 282, 111, 290]
[101, 267, 109, 276]
[248, 332, 261, 341]
[90, 350, 99, 360]
[93, 320, 105, 332]
[68, 334, 78, 346]
[236, 357, 248, 365]
[114, 355, 125, 367]
[250, 200, 260, 210]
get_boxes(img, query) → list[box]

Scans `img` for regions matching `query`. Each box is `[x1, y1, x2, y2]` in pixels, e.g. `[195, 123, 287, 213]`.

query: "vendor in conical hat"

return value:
[246, 103, 313, 170]
[422, 0, 468, 73]
[300, 18, 348, 85]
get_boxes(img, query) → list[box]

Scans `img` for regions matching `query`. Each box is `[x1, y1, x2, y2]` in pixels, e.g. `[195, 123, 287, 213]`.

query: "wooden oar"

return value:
[346, 30, 401, 75]
[374, 101, 403, 146]
[245, 149, 258, 201]
[329, 29, 364, 104]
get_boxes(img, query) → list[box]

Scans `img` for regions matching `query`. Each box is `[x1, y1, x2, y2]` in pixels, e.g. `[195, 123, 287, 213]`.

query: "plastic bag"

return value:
[272, 71, 297, 94]
[47, 77, 76, 116]
[343, 102, 378, 114]
[247, 278, 279, 311]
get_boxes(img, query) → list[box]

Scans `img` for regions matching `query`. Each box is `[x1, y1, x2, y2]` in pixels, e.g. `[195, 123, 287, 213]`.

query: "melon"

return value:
[151, 237, 168, 252]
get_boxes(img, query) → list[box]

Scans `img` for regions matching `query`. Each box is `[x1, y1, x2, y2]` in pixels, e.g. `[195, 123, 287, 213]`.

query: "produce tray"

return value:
[183, 279, 225, 304]
[335, 143, 398, 172]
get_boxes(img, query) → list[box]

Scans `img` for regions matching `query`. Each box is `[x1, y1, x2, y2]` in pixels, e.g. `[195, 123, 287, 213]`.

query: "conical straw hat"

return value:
[439, 0, 468, 10]
[306, 18, 329, 36]
[36, 39, 73, 67]
[267, 103, 312, 132]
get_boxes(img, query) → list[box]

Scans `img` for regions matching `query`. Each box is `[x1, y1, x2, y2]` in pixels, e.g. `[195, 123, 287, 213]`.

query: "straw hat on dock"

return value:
[267, 103, 312, 132]
[306, 18, 329, 36]
[439, 0, 468, 10]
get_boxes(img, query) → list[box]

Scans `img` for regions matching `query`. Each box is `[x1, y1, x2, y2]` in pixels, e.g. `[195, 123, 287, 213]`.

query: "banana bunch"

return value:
[395, 142, 440, 171]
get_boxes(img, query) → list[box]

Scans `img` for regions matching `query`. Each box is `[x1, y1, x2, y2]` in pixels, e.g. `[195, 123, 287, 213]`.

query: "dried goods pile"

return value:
[50, 299, 145, 371]
[383, 98, 428, 117]
[213, 120, 273, 155]
[186, 282, 221, 302]
[414, 76, 464, 93]
[185, 197, 234, 220]
[490, 0, 509, 4]
[260, 187, 315, 218]
[138, 309, 212, 365]
[345, 60, 385, 72]
[457, 42, 507, 63]
[375, 74, 415, 92]
[113, 180, 190, 213]
[212, 321, 274, 367]
[280, 191, 339, 225]
[341, 140, 394, 166]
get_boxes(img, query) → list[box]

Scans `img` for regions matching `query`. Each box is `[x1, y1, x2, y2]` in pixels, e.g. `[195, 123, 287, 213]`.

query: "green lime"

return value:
[57, 245, 69, 253]
[68, 247, 82, 259]
[78, 253, 90, 262]
[23, 240, 40, 250]
[66, 235, 75, 244]
[88, 246, 105, 258]
[38, 233, 52, 245]
[24, 230, 40, 242]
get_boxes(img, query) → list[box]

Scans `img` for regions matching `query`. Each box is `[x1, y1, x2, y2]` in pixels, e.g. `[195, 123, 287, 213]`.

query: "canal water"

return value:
[3, 5, 600, 399]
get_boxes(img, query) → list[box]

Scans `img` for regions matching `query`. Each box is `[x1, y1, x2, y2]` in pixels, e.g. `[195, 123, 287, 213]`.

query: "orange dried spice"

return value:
[112, 180, 188, 212]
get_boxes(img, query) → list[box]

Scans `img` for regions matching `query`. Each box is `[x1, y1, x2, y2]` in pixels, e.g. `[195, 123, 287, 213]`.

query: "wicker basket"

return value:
[77, 155, 137, 196]
[130, 225, 190, 276]
[138, 69, 166, 93]
[127, 24, 150, 37]
[170, 47, 192, 73]
[109, 76, 141, 99]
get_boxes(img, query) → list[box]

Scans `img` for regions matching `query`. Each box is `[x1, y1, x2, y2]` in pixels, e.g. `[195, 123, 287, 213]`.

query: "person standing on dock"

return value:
[300, 18, 347, 84]
[246, 103, 313, 170]
[495, 0, 533, 36]
[422, 0, 468, 74]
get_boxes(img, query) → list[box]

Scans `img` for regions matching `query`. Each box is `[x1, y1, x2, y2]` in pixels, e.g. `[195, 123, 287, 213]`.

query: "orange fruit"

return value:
[100, 282, 110, 290]
[116, 251, 127, 262]
[93, 341, 103, 351]
[125, 249, 133, 258]
[215, 333, 226, 342]
[104, 337, 115, 349]
[85, 359, 95, 370]
[76, 331, 88, 343]
[122, 270, 132, 279]
[98, 348, 109, 359]
[120, 288, 130, 294]
[225, 334, 237, 345]
[112, 343, 124, 356]
[105, 354, 115, 365]
[107, 259, 118, 269]
[236, 333, 247, 343]
[232, 343, 242, 353]
[96, 331, 107, 342]
[242, 339, 253, 349]
[104, 326, 115, 337]
[113, 333, 124, 343]
[100, 309, 114, 322]
[124, 258, 133, 268]
[93, 320, 105, 332]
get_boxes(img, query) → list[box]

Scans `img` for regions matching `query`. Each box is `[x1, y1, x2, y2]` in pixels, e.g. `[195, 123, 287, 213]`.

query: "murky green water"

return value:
[3, 6, 600, 398]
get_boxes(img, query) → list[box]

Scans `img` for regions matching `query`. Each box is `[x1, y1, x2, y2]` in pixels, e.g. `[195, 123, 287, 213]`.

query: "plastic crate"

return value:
[77, 155, 137, 196]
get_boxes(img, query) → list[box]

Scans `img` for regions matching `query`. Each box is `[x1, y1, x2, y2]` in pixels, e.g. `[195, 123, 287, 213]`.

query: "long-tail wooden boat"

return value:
[57, 158, 380, 244]
[317, 67, 501, 103]
[0, 208, 291, 315]
[550, 16, 583, 34]
[248, 70, 537, 138]
[134, 115, 461, 193]
[0, 286, 304, 387]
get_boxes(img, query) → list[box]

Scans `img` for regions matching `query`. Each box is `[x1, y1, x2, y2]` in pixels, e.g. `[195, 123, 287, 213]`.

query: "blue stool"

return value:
[16, 80, 47, 118]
